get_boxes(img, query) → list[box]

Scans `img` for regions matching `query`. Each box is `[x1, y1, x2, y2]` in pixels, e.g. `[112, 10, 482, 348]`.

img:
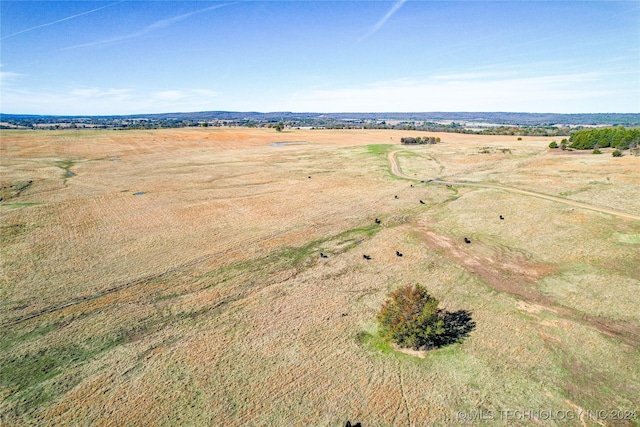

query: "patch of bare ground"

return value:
[417, 227, 640, 348]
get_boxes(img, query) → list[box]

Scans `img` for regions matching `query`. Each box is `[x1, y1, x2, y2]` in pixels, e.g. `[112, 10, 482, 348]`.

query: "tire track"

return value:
[397, 361, 412, 426]
[388, 150, 640, 221]
[2, 180, 393, 328]
[0, 223, 307, 327]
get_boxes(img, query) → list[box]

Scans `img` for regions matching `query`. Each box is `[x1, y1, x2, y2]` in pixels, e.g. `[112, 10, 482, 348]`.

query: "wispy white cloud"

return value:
[0, 66, 26, 84]
[1, 2, 124, 40]
[65, 3, 234, 50]
[69, 87, 133, 102]
[1, 85, 222, 115]
[358, 0, 407, 43]
[284, 72, 631, 113]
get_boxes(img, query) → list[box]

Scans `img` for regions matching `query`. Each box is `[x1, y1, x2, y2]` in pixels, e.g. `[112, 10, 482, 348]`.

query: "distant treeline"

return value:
[401, 136, 441, 144]
[569, 127, 640, 150]
[3, 111, 640, 132]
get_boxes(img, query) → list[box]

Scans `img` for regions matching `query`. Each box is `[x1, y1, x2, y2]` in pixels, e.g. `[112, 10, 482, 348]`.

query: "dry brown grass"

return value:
[1, 128, 639, 426]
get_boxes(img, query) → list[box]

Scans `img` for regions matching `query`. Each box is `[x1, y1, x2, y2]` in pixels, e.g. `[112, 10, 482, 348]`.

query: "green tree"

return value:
[274, 121, 284, 132]
[612, 149, 622, 157]
[376, 284, 444, 350]
[549, 141, 558, 148]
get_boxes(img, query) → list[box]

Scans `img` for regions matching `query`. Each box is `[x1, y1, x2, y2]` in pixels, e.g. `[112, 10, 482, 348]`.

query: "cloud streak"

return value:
[285, 72, 626, 113]
[65, 3, 234, 50]
[1, 2, 124, 41]
[1, 85, 222, 115]
[358, 0, 407, 43]
[0, 66, 26, 84]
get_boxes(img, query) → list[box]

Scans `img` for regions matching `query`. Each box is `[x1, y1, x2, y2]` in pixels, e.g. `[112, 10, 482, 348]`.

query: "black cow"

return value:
[396, 251, 403, 257]
[419, 200, 425, 204]
[363, 254, 371, 260]
[499, 215, 504, 220]
[394, 195, 399, 199]
[464, 237, 471, 244]
[345, 422, 362, 427]
[375, 218, 381, 224]
[320, 252, 328, 258]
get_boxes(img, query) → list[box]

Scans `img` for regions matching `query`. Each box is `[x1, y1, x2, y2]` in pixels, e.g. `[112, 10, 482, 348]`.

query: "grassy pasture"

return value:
[1, 128, 639, 425]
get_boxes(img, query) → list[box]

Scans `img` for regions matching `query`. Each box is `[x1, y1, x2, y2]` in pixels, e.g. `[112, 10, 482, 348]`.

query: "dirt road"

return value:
[388, 150, 640, 221]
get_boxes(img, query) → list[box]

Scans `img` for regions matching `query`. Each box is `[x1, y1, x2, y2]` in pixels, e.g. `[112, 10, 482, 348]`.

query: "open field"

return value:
[1, 128, 639, 426]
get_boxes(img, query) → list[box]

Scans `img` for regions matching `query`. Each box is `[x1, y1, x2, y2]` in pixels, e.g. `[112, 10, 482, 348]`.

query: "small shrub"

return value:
[549, 141, 558, 148]
[612, 150, 622, 157]
[592, 149, 602, 154]
[376, 284, 444, 350]
[517, 137, 522, 141]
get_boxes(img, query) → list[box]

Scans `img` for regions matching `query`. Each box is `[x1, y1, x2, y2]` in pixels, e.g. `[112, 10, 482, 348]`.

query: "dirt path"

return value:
[388, 150, 640, 221]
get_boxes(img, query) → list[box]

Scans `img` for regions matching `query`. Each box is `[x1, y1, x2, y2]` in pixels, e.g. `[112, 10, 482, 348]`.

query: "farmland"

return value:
[1, 128, 639, 425]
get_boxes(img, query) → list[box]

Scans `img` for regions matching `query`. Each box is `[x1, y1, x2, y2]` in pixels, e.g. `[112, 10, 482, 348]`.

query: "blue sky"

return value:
[1, 1, 639, 115]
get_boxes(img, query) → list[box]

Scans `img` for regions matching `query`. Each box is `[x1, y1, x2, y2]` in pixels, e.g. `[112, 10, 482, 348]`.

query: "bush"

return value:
[592, 149, 602, 154]
[612, 149, 622, 157]
[376, 284, 444, 350]
[549, 141, 558, 148]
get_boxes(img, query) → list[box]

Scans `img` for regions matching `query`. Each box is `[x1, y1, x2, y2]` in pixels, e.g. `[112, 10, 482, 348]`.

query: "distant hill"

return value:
[2, 111, 640, 127]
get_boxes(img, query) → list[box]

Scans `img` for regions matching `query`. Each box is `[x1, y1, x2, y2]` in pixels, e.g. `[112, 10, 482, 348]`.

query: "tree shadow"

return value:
[434, 310, 476, 347]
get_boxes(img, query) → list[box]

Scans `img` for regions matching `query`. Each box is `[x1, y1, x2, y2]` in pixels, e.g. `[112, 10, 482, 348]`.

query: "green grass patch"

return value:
[356, 330, 394, 354]
[153, 292, 180, 302]
[277, 224, 381, 269]
[0, 335, 124, 397]
[0, 202, 42, 209]
[54, 159, 78, 181]
[365, 144, 394, 156]
[196, 223, 383, 293]
[615, 233, 640, 244]
[0, 322, 59, 352]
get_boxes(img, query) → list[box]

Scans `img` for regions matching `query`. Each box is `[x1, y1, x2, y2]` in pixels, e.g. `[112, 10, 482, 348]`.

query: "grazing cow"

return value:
[308, 176, 311, 179]
[419, 200, 425, 204]
[410, 184, 414, 188]
[464, 237, 471, 244]
[345, 422, 361, 427]
[396, 251, 403, 257]
[375, 218, 381, 224]
[499, 215, 504, 220]
[394, 195, 399, 199]
[320, 252, 328, 258]
[363, 254, 371, 260]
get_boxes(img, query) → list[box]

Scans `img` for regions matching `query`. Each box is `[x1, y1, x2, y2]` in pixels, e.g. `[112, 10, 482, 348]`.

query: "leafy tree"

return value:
[274, 121, 284, 132]
[612, 149, 622, 157]
[549, 141, 558, 148]
[569, 127, 639, 150]
[376, 284, 444, 350]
